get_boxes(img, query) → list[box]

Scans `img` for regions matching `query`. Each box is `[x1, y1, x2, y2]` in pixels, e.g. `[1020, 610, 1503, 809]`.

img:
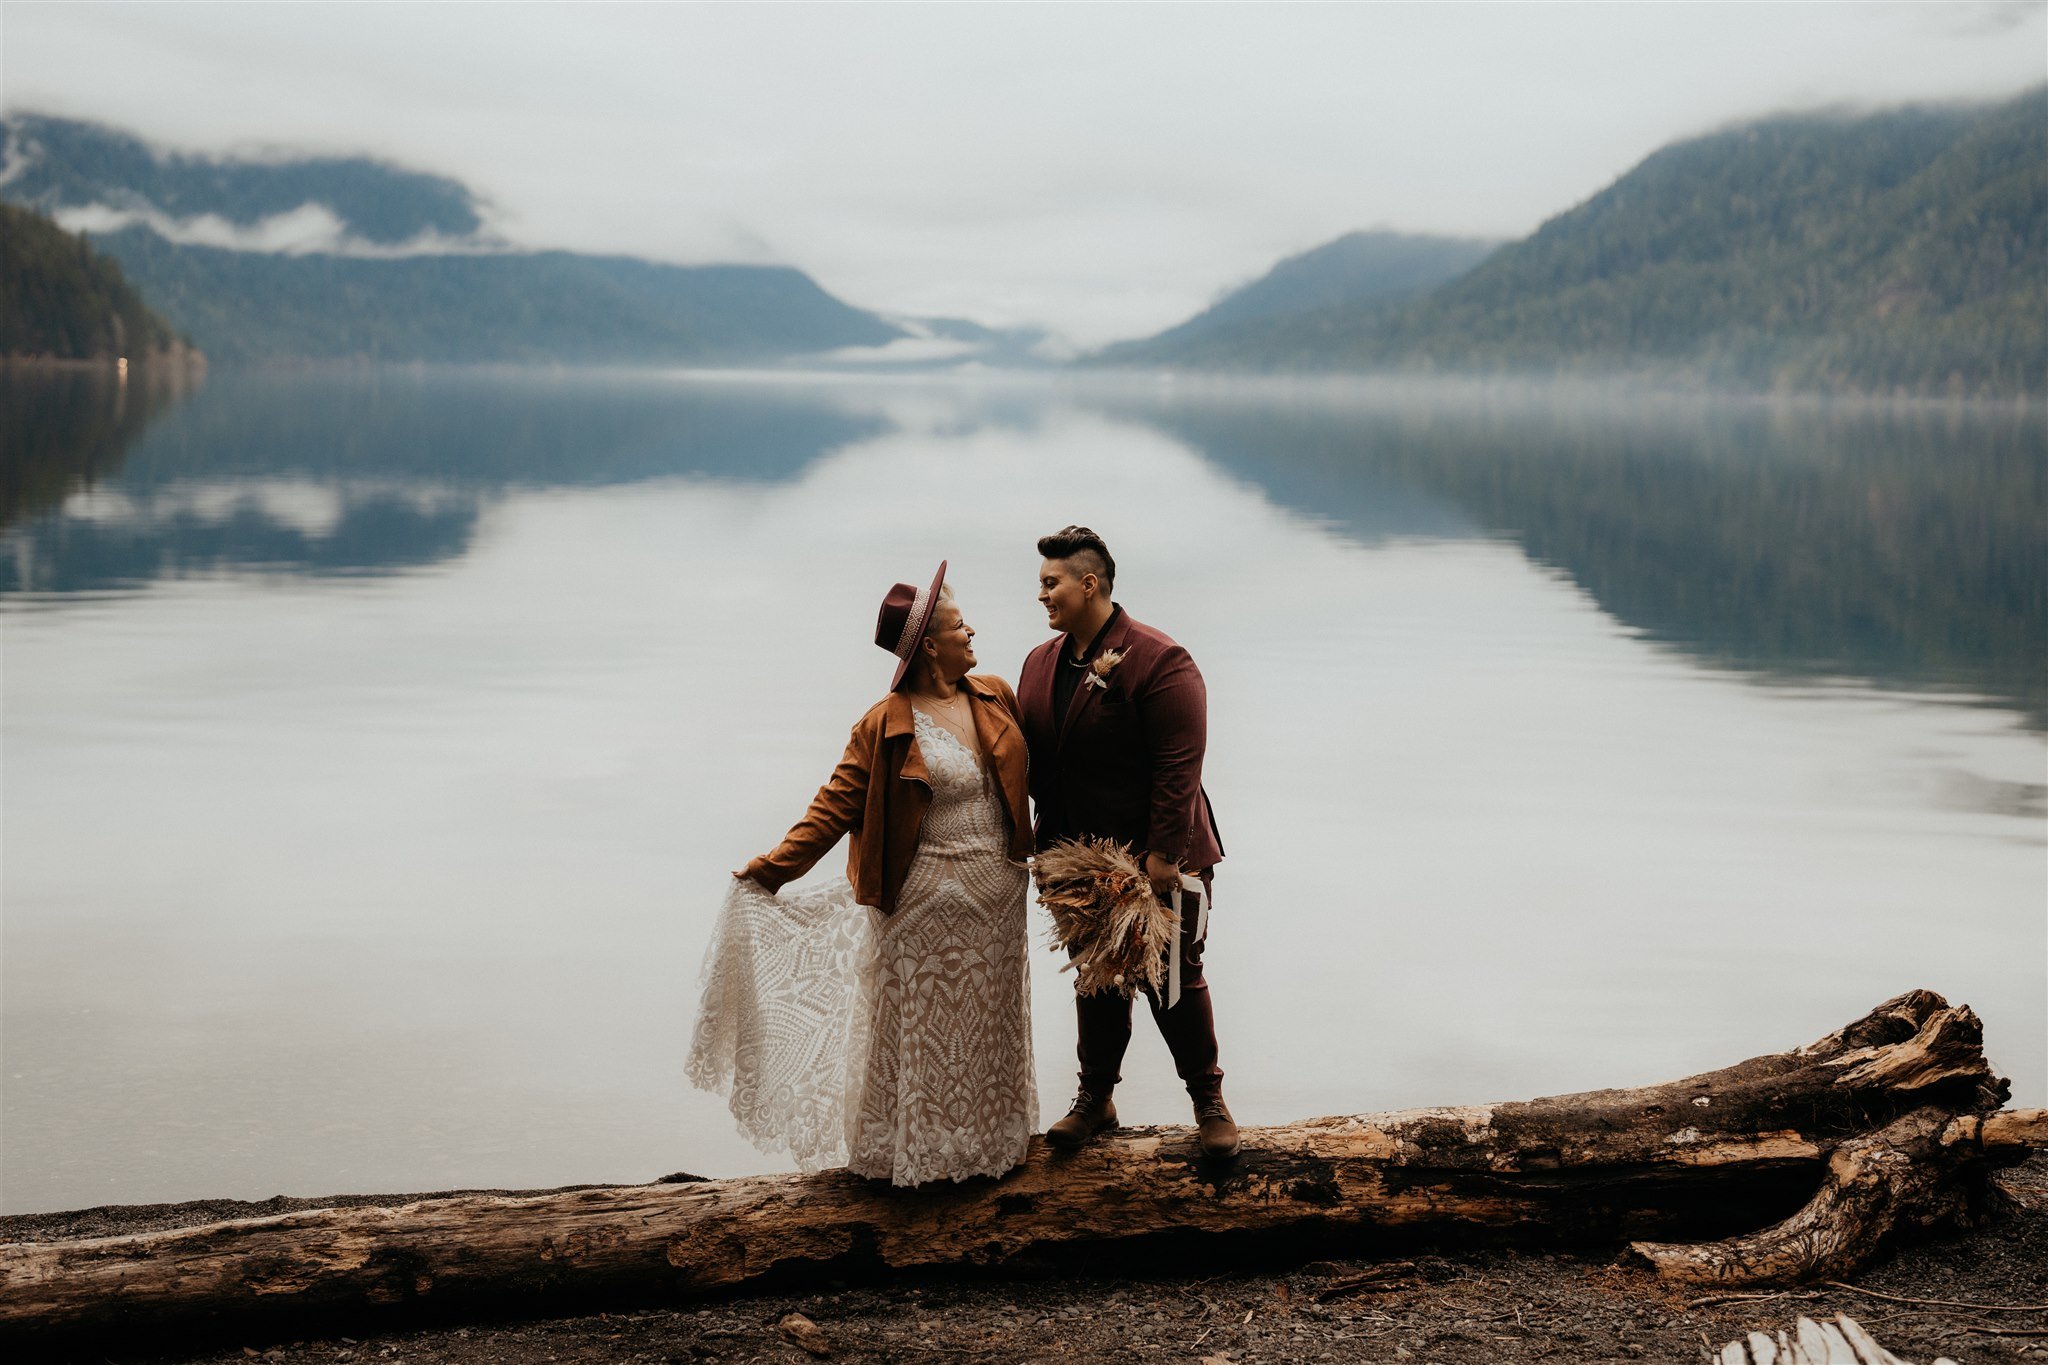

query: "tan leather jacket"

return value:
[743, 674, 1032, 915]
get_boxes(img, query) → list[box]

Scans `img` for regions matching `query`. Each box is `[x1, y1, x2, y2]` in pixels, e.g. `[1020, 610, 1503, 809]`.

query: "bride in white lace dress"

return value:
[687, 565, 1038, 1185]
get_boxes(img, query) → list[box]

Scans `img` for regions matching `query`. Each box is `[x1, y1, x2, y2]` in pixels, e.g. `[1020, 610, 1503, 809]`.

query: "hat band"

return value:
[892, 582, 933, 659]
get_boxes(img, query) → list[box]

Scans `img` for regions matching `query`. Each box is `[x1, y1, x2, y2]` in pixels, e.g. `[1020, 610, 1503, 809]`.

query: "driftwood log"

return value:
[2, 990, 2040, 1347]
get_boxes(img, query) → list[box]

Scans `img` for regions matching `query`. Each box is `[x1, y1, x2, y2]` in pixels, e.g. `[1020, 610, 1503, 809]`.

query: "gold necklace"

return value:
[917, 690, 975, 744]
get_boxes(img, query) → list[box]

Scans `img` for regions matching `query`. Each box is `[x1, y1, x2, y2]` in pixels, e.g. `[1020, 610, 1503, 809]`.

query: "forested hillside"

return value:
[86, 228, 905, 363]
[1094, 230, 1498, 367]
[0, 201, 184, 361]
[1101, 89, 2046, 396]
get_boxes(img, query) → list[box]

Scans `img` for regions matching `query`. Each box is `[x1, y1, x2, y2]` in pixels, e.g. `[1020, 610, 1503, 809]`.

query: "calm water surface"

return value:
[3, 368, 2042, 1214]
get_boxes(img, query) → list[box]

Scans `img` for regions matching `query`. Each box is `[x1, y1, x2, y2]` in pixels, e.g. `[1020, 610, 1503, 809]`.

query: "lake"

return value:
[2, 365, 2042, 1215]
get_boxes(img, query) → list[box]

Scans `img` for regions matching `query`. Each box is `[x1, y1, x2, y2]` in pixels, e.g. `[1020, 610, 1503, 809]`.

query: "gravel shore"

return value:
[6, 1157, 2042, 1363]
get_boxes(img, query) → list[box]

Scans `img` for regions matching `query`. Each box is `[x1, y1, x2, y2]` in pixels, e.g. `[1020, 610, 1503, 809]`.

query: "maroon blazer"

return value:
[1018, 606, 1224, 871]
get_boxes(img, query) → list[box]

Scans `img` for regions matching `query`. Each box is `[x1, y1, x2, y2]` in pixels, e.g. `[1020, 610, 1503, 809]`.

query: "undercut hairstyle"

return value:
[1037, 525, 1115, 593]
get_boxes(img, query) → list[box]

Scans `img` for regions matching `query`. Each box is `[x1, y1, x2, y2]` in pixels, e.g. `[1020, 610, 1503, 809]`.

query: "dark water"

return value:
[2, 367, 2041, 1213]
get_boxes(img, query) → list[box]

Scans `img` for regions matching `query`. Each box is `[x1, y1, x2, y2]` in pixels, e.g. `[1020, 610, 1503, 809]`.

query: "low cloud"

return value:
[1943, 3, 2037, 36]
[51, 200, 504, 258]
[0, 130, 35, 188]
[819, 335, 988, 367]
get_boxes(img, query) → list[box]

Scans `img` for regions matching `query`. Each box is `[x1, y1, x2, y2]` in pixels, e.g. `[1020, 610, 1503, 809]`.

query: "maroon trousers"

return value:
[1074, 871, 1222, 1097]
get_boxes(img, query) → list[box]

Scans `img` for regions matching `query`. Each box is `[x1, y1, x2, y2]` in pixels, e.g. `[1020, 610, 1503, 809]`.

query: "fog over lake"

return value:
[2, 368, 2041, 1214]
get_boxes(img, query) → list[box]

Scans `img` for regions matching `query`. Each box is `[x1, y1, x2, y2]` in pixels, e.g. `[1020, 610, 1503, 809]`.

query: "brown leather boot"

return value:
[1193, 1089, 1240, 1159]
[1046, 1088, 1118, 1150]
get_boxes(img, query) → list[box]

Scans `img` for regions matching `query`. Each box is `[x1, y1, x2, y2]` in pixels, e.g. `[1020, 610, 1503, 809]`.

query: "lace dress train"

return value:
[684, 873, 878, 1172]
[688, 709, 1036, 1184]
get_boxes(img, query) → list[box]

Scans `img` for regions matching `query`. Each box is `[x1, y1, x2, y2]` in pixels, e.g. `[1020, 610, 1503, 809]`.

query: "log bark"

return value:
[1, 990, 2035, 1347]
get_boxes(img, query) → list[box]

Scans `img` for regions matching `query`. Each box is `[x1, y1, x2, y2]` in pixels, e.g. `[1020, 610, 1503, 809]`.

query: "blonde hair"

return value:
[910, 583, 960, 682]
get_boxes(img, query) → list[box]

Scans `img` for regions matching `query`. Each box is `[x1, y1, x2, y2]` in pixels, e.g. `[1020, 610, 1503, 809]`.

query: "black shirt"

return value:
[1050, 604, 1123, 732]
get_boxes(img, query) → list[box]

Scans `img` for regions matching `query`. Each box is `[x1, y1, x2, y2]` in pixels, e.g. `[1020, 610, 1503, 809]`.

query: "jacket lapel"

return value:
[882, 691, 931, 788]
[964, 675, 1019, 769]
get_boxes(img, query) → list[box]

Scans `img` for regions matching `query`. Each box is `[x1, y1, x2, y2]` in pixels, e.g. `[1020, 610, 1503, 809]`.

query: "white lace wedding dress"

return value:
[687, 709, 1037, 1185]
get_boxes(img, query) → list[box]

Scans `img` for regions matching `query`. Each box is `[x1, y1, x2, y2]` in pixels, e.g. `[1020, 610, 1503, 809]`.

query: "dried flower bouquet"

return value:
[1032, 836, 1179, 998]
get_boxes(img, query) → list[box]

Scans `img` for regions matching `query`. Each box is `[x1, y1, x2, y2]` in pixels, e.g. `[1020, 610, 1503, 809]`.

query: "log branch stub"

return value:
[1942, 1107, 2048, 1151]
[1631, 1108, 1953, 1286]
[1637, 1100, 2046, 1288]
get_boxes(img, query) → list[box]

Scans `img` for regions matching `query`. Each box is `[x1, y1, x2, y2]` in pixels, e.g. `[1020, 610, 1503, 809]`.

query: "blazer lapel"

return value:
[1058, 607, 1130, 748]
[1020, 640, 1060, 741]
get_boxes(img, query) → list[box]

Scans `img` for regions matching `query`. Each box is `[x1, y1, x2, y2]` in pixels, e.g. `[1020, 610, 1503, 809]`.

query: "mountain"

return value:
[1098, 89, 2047, 397]
[81, 226, 905, 364]
[0, 200, 189, 361]
[1093, 230, 1498, 367]
[0, 114, 908, 364]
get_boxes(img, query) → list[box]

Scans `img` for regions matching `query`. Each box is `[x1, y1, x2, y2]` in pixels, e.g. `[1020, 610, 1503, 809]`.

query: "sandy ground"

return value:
[5, 1157, 2043, 1364]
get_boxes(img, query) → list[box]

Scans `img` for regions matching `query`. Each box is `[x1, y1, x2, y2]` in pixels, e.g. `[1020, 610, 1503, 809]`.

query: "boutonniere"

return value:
[1083, 648, 1125, 691]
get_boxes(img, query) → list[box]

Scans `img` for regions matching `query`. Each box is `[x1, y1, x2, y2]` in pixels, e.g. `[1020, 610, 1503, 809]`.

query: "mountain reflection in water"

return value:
[0, 369, 889, 593]
[1, 366, 198, 530]
[1095, 384, 2046, 725]
[2, 368, 2042, 725]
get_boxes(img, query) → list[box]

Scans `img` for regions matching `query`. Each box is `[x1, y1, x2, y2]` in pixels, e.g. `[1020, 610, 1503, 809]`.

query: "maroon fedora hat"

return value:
[875, 559, 947, 692]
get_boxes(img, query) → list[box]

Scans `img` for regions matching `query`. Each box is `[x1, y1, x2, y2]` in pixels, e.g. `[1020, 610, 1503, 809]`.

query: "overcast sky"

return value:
[4, 2, 2042, 345]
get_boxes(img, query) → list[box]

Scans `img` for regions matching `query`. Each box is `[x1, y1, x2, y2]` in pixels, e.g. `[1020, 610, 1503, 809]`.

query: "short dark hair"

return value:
[1037, 525, 1115, 592]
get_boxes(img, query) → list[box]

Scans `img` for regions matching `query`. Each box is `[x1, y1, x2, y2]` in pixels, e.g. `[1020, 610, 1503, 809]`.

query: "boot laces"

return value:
[1195, 1095, 1231, 1123]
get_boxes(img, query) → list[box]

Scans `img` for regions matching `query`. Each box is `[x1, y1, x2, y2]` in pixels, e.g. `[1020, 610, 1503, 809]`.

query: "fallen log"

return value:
[2, 989, 2038, 1348]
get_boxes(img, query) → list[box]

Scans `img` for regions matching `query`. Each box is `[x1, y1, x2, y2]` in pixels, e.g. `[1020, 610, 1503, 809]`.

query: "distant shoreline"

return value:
[80, 354, 2039, 415]
[0, 348, 207, 374]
